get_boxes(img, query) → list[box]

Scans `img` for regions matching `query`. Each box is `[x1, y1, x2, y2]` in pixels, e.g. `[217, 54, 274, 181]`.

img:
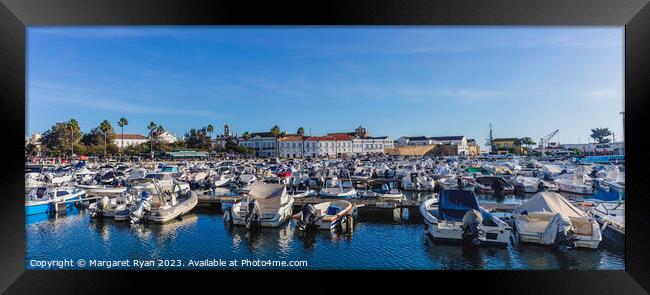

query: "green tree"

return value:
[297, 127, 305, 136]
[25, 143, 38, 157]
[41, 120, 82, 157]
[591, 128, 612, 144]
[242, 131, 251, 140]
[117, 117, 129, 157]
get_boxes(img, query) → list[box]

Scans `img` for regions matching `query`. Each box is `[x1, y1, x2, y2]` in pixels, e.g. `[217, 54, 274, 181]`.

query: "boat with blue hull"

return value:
[25, 187, 86, 216]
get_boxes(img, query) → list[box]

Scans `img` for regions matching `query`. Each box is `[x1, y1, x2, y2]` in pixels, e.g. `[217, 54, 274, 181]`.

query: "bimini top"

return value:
[246, 183, 287, 200]
[438, 190, 480, 222]
[514, 191, 587, 218]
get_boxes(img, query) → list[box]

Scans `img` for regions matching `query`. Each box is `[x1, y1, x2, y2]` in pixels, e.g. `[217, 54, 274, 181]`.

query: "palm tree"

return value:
[206, 124, 214, 156]
[67, 118, 80, 157]
[98, 120, 114, 158]
[270, 125, 281, 158]
[117, 117, 128, 158]
[242, 131, 251, 140]
[297, 127, 305, 136]
[147, 122, 157, 160]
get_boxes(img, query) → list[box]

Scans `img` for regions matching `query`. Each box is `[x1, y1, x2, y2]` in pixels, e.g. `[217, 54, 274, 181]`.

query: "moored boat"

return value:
[419, 190, 511, 247]
[293, 200, 356, 231]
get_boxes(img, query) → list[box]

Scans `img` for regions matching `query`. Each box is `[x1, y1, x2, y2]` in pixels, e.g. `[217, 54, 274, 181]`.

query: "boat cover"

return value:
[246, 183, 289, 208]
[515, 192, 586, 218]
[438, 190, 480, 222]
[541, 213, 573, 244]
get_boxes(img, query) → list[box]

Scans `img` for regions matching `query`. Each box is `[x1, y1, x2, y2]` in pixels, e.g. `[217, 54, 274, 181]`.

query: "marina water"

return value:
[26, 190, 624, 270]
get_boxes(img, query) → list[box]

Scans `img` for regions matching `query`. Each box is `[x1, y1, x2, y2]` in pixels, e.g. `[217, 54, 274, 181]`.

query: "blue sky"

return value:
[27, 26, 624, 146]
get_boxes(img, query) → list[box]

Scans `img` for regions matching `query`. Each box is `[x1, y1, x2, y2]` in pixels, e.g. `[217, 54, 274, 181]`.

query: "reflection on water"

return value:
[25, 191, 624, 270]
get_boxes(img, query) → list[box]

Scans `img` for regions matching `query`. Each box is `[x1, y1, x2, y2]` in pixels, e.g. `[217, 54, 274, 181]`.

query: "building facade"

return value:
[492, 138, 524, 155]
[157, 131, 178, 144]
[238, 132, 278, 157]
[429, 136, 469, 155]
[467, 139, 481, 156]
[395, 136, 433, 146]
[563, 141, 625, 156]
[278, 135, 306, 158]
[114, 134, 148, 148]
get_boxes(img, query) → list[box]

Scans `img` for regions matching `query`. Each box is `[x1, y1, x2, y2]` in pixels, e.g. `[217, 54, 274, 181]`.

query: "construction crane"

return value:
[539, 129, 559, 156]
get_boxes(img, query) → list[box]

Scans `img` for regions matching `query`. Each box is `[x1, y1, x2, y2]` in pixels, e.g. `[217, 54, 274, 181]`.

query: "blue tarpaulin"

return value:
[438, 190, 480, 222]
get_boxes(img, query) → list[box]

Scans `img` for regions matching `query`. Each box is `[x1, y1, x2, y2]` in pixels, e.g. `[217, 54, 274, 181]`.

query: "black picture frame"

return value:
[1, 0, 648, 293]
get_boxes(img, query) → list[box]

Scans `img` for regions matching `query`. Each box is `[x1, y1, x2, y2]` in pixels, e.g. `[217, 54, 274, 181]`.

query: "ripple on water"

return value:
[26, 207, 624, 270]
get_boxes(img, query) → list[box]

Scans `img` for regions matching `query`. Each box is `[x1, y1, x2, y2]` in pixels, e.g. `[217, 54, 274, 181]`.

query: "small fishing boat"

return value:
[591, 202, 624, 248]
[357, 182, 404, 200]
[419, 190, 511, 247]
[25, 187, 86, 215]
[73, 183, 127, 196]
[88, 193, 136, 218]
[513, 176, 545, 193]
[319, 176, 357, 199]
[512, 192, 602, 250]
[293, 200, 357, 231]
[225, 183, 294, 228]
[474, 176, 515, 194]
[211, 174, 235, 187]
[402, 172, 435, 191]
[554, 174, 593, 195]
[127, 180, 198, 224]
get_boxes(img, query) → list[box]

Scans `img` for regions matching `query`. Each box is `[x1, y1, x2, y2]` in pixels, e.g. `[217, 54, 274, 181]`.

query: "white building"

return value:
[238, 132, 278, 157]
[395, 136, 433, 146]
[279, 135, 305, 158]
[304, 135, 352, 158]
[158, 131, 178, 144]
[114, 134, 148, 148]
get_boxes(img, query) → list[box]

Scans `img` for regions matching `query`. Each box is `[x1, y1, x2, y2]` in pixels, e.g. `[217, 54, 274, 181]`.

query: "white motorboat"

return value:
[25, 186, 86, 215]
[591, 201, 624, 247]
[211, 174, 235, 187]
[125, 178, 198, 224]
[474, 176, 515, 194]
[225, 183, 294, 228]
[357, 182, 404, 200]
[144, 172, 177, 193]
[293, 200, 357, 231]
[74, 183, 127, 196]
[513, 192, 602, 250]
[554, 173, 593, 194]
[438, 176, 461, 190]
[319, 176, 357, 199]
[402, 172, 435, 191]
[88, 193, 136, 218]
[237, 173, 257, 186]
[513, 176, 544, 193]
[419, 190, 510, 246]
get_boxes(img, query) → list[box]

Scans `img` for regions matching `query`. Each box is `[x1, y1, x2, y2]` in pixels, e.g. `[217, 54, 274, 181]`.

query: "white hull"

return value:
[230, 199, 294, 228]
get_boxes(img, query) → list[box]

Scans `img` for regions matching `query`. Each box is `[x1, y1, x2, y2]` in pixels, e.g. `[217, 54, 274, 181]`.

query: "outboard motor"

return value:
[94, 196, 111, 218]
[244, 199, 261, 229]
[537, 181, 545, 192]
[461, 209, 484, 247]
[130, 191, 152, 224]
[492, 180, 504, 196]
[554, 215, 577, 252]
[296, 204, 317, 230]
